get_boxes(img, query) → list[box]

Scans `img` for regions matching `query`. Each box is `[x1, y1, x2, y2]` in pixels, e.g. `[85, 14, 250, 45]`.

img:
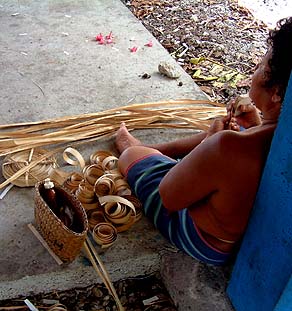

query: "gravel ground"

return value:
[0, 273, 177, 311]
[123, 0, 270, 102]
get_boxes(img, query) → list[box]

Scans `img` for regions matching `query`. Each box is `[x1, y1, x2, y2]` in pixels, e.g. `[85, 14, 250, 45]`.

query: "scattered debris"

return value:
[141, 72, 151, 79]
[0, 274, 177, 311]
[41, 299, 60, 305]
[0, 183, 14, 200]
[158, 61, 181, 79]
[24, 299, 39, 311]
[143, 295, 159, 306]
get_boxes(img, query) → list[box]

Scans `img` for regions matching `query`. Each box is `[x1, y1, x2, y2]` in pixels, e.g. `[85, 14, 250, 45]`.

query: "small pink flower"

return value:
[106, 38, 113, 44]
[95, 33, 103, 42]
[145, 40, 153, 47]
[130, 46, 138, 52]
[105, 31, 113, 40]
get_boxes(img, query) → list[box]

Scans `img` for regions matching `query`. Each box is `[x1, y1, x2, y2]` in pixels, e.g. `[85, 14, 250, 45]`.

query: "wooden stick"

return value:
[27, 223, 63, 266]
[83, 237, 124, 311]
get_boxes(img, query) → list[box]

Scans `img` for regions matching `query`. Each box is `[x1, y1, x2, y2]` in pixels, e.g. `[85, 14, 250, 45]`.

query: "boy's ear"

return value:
[271, 86, 282, 103]
[272, 94, 281, 103]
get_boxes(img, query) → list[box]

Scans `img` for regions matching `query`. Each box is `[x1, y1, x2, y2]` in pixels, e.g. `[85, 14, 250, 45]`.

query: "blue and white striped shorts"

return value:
[126, 154, 231, 265]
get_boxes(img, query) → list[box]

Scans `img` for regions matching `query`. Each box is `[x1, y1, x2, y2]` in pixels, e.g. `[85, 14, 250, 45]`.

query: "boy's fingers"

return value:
[237, 103, 255, 114]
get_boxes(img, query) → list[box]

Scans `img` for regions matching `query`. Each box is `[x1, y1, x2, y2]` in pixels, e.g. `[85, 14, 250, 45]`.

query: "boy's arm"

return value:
[149, 114, 230, 158]
[159, 131, 227, 212]
[147, 131, 207, 159]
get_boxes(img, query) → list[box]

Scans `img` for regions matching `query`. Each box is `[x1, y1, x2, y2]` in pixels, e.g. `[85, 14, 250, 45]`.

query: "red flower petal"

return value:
[96, 33, 103, 42]
[98, 38, 105, 45]
[145, 41, 153, 47]
[105, 31, 113, 40]
[130, 46, 138, 52]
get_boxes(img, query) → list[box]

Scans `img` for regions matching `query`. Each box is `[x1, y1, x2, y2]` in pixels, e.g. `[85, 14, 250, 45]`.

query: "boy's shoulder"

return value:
[202, 130, 244, 154]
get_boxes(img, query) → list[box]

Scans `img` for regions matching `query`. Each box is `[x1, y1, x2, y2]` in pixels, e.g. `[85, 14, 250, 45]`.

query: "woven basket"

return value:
[34, 180, 88, 263]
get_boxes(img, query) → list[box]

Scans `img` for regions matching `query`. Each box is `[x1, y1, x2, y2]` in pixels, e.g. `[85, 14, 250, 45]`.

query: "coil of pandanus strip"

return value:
[113, 175, 131, 196]
[123, 194, 143, 222]
[83, 163, 104, 186]
[92, 222, 118, 248]
[90, 150, 115, 165]
[87, 210, 105, 230]
[94, 174, 116, 197]
[63, 172, 84, 193]
[2, 148, 57, 187]
[76, 180, 95, 203]
[99, 195, 137, 233]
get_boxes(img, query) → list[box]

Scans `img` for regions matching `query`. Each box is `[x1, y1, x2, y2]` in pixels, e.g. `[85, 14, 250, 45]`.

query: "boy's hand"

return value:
[206, 115, 231, 138]
[227, 95, 262, 129]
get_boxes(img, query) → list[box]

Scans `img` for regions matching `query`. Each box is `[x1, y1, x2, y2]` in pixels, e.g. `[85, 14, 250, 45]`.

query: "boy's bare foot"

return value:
[115, 123, 142, 153]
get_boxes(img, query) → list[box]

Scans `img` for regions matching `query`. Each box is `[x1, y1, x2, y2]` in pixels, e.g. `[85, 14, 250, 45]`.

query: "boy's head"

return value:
[266, 16, 292, 101]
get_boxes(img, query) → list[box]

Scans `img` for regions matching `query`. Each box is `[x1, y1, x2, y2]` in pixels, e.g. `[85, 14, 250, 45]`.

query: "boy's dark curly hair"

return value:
[266, 16, 292, 101]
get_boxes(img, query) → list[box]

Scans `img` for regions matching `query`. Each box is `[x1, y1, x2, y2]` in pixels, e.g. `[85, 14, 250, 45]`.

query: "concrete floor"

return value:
[0, 0, 234, 310]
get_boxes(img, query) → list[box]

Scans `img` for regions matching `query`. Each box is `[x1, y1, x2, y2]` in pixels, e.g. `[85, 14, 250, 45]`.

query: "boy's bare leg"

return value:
[116, 123, 162, 175]
[116, 123, 207, 159]
[115, 123, 142, 153]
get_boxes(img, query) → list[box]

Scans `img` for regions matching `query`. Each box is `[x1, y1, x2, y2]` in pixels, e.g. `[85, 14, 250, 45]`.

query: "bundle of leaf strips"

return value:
[0, 99, 225, 156]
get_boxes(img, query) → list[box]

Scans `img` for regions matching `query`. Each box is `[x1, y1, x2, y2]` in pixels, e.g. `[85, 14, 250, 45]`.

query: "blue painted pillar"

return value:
[227, 72, 292, 311]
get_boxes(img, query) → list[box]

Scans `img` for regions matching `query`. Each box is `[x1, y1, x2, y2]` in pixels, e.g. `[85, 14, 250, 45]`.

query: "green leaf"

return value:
[190, 57, 206, 65]
[230, 73, 246, 88]
[192, 69, 201, 78]
[210, 64, 224, 76]
[200, 75, 218, 81]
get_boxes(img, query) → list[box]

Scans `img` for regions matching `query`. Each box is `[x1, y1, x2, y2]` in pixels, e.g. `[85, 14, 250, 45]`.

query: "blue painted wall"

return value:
[227, 72, 292, 311]
[274, 275, 292, 311]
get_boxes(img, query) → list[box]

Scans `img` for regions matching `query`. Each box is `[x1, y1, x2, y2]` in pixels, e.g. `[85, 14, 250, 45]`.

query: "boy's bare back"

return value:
[159, 123, 276, 252]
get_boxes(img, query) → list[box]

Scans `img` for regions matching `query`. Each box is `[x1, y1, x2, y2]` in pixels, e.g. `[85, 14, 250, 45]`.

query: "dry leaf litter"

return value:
[1, 0, 269, 309]
[123, 0, 269, 102]
[0, 273, 177, 311]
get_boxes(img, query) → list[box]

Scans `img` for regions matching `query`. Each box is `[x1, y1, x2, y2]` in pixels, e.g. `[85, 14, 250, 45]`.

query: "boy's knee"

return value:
[118, 146, 161, 176]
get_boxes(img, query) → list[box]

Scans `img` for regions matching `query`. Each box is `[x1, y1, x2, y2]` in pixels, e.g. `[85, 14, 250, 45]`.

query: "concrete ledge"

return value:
[161, 252, 234, 311]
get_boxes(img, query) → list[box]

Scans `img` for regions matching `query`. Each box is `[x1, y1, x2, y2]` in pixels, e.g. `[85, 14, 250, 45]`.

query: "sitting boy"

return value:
[115, 17, 292, 265]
